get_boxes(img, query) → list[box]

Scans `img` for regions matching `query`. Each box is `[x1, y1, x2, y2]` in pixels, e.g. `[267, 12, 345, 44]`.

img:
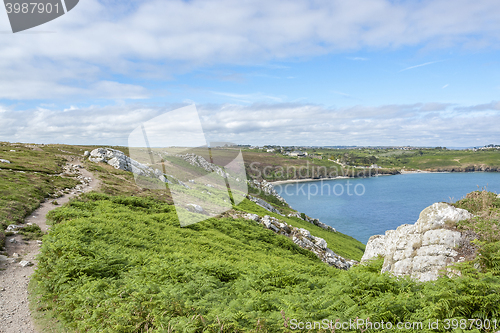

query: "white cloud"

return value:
[211, 91, 284, 103]
[1, 101, 499, 146]
[1, 0, 500, 100]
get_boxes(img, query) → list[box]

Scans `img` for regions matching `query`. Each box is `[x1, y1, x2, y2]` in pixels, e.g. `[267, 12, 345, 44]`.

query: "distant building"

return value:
[370, 164, 381, 169]
[290, 151, 305, 157]
[266, 149, 275, 152]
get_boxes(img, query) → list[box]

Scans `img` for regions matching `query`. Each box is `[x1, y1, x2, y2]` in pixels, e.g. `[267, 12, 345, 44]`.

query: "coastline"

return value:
[268, 169, 497, 185]
[400, 170, 449, 174]
[271, 176, 349, 185]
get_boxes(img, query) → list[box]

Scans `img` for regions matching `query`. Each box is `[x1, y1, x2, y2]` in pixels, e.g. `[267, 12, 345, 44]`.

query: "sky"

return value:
[1, 0, 500, 147]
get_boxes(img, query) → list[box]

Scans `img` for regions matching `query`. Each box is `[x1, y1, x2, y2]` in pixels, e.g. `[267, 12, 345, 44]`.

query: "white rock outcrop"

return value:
[0, 159, 10, 163]
[177, 153, 229, 178]
[250, 179, 288, 205]
[361, 202, 473, 281]
[248, 195, 284, 216]
[238, 213, 356, 270]
[88, 148, 171, 183]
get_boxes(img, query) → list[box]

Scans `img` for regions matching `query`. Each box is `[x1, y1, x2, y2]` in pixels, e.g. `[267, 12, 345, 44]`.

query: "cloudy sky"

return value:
[1, 0, 500, 147]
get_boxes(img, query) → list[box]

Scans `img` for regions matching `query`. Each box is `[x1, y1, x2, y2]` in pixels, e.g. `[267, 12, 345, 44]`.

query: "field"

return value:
[298, 147, 500, 171]
[237, 147, 500, 182]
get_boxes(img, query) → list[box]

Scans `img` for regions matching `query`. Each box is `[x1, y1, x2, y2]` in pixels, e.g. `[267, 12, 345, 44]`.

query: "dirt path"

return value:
[0, 161, 100, 333]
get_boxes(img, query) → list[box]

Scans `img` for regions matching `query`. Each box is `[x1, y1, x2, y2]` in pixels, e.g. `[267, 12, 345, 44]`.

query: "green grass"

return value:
[0, 143, 68, 174]
[0, 142, 93, 248]
[0, 151, 79, 248]
[235, 199, 365, 261]
[2, 142, 499, 332]
[32, 193, 500, 332]
[453, 190, 500, 242]
[19, 224, 44, 240]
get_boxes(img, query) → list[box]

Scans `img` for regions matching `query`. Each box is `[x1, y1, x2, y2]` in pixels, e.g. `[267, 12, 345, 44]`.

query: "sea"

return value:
[273, 172, 500, 244]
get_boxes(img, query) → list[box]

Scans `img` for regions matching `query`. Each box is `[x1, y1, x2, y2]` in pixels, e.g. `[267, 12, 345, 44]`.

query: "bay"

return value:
[273, 172, 500, 244]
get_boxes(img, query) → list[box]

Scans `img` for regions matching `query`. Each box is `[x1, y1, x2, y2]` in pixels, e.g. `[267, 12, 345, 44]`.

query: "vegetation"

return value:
[0, 142, 80, 248]
[31, 192, 500, 332]
[2, 142, 500, 332]
[238, 147, 500, 182]
[453, 190, 500, 275]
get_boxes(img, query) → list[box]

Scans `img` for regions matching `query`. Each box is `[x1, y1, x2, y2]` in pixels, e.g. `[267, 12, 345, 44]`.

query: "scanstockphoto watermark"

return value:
[289, 318, 425, 331]
[288, 318, 499, 331]
[276, 179, 366, 199]
[127, 105, 249, 227]
[249, 160, 381, 180]
[4, 0, 80, 33]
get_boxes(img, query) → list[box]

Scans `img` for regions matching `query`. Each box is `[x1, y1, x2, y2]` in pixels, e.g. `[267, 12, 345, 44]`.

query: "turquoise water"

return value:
[273, 173, 500, 244]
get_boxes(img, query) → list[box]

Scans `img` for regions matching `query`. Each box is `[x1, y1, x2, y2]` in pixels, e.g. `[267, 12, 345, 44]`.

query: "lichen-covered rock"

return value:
[250, 179, 288, 205]
[88, 148, 173, 183]
[362, 202, 473, 281]
[177, 153, 229, 178]
[248, 195, 284, 216]
[186, 204, 206, 214]
[239, 213, 356, 270]
[287, 212, 336, 232]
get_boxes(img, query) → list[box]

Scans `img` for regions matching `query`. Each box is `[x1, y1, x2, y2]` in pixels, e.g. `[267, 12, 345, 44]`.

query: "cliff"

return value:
[362, 202, 474, 281]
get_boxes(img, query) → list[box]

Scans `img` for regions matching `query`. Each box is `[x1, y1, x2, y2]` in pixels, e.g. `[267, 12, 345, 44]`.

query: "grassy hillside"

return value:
[300, 147, 500, 171]
[198, 147, 500, 183]
[2, 142, 500, 332]
[31, 192, 500, 332]
[235, 199, 364, 261]
[0, 143, 79, 249]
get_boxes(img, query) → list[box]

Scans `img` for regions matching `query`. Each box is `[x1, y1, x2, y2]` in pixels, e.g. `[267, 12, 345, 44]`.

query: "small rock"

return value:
[0, 159, 10, 163]
[84, 151, 90, 157]
[9, 239, 16, 244]
[186, 204, 206, 214]
[12, 253, 19, 258]
[6, 225, 22, 232]
[19, 260, 33, 267]
[36, 240, 43, 245]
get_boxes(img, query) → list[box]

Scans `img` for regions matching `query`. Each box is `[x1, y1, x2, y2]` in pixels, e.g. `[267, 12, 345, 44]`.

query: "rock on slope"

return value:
[361, 202, 473, 281]
[89, 148, 171, 183]
[239, 213, 356, 270]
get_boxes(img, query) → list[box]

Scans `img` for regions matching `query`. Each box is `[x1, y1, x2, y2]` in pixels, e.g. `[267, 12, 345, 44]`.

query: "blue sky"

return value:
[1, 0, 500, 146]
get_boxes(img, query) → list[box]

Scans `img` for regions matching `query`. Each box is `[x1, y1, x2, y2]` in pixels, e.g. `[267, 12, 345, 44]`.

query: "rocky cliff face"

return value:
[361, 202, 474, 281]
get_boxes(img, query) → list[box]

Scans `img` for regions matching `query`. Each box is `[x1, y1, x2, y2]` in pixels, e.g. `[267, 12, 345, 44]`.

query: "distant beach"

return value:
[271, 176, 350, 185]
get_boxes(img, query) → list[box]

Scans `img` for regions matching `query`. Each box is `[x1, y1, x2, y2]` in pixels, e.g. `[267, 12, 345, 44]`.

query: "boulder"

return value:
[362, 203, 473, 281]
[88, 148, 171, 183]
[240, 213, 355, 270]
[248, 195, 284, 216]
[186, 204, 206, 214]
